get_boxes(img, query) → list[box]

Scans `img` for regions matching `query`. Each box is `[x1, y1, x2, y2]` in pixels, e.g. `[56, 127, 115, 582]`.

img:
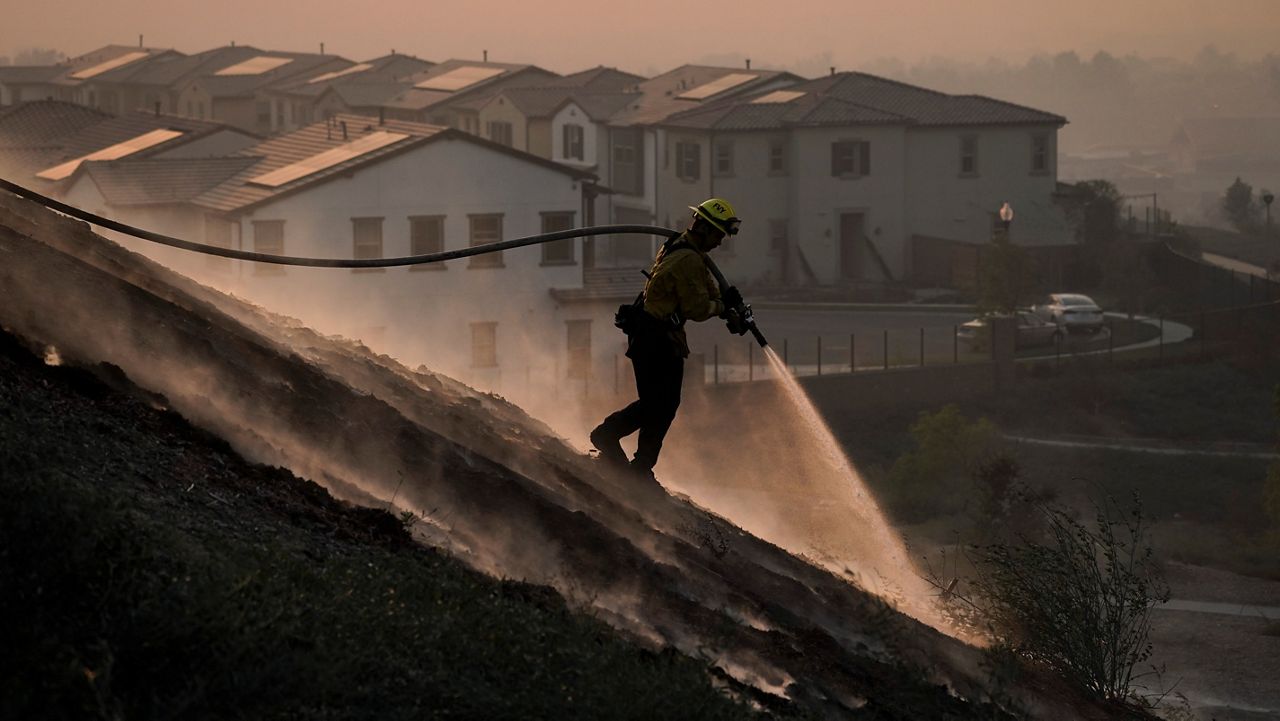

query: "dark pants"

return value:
[596, 338, 684, 471]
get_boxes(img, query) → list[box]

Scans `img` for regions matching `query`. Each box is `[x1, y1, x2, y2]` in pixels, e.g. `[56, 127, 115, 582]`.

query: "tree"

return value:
[1222, 177, 1261, 232]
[975, 225, 1030, 315]
[1056, 180, 1123, 287]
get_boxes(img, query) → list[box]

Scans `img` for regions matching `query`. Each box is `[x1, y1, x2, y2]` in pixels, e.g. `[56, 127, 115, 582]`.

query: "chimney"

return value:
[378, 107, 385, 125]
[745, 58, 751, 70]
[340, 120, 348, 140]
[483, 49, 488, 62]
[139, 34, 144, 48]
[154, 101, 160, 117]
[830, 66, 836, 76]
[231, 40, 236, 47]
[320, 42, 325, 55]
[326, 122, 332, 140]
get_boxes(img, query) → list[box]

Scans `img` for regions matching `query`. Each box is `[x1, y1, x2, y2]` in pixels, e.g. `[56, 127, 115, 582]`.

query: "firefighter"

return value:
[591, 198, 743, 481]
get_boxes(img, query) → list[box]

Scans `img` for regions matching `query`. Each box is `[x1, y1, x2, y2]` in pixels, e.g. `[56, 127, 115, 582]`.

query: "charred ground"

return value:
[0, 192, 1150, 719]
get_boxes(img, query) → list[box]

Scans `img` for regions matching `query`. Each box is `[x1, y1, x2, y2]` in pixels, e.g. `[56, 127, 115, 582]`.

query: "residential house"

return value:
[264, 53, 436, 133]
[380, 59, 559, 131]
[171, 47, 354, 135]
[0, 45, 177, 108]
[62, 114, 619, 401]
[0, 104, 258, 193]
[657, 71, 1071, 288]
[0, 65, 70, 105]
[0, 100, 111, 177]
[471, 66, 644, 156]
[596, 64, 802, 270]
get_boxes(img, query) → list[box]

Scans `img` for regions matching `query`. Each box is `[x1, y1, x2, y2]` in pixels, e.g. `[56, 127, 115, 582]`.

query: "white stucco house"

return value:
[656, 71, 1072, 288]
[61, 114, 627, 404]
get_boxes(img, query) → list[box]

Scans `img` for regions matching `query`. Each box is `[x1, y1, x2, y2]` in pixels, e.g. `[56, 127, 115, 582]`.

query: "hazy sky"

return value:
[7, 0, 1280, 74]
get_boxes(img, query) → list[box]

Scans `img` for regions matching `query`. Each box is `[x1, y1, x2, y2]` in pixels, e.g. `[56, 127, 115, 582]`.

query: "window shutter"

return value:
[860, 141, 871, 175]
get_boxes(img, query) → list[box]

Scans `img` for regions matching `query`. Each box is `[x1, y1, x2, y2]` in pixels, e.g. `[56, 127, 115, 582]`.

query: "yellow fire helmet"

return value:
[688, 198, 741, 236]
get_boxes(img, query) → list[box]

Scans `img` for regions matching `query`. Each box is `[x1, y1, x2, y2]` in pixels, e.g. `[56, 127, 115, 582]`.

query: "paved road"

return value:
[1158, 599, 1280, 620]
[1005, 434, 1279, 460]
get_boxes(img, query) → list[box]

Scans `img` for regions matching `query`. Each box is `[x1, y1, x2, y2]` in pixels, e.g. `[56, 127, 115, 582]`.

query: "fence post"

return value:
[748, 342, 754, 382]
[850, 332, 856, 373]
[817, 336, 823, 376]
[920, 327, 925, 366]
[953, 325, 958, 363]
[1108, 320, 1114, 362]
[714, 344, 719, 385]
[1055, 332, 1061, 368]
[883, 329, 889, 370]
[1158, 317, 1164, 361]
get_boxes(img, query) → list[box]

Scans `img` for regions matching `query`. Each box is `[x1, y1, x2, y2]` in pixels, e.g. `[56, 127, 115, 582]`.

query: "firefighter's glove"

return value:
[721, 286, 744, 315]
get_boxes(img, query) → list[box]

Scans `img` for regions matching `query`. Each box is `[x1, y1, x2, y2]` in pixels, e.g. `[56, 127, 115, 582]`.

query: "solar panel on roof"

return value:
[214, 56, 294, 76]
[751, 90, 805, 104]
[247, 130, 410, 188]
[69, 51, 150, 80]
[308, 63, 373, 84]
[36, 128, 186, 181]
[414, 66, 505, 92]
[676, 73, 758, 101]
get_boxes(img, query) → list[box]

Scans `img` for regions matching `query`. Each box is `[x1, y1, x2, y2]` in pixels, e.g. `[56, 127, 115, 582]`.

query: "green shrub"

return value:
[966, 494, 1169, 704]
[888, 404, 1002, 519]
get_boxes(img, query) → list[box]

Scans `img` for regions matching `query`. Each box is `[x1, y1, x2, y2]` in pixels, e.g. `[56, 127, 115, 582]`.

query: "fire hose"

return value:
[0, 176, 766, 345]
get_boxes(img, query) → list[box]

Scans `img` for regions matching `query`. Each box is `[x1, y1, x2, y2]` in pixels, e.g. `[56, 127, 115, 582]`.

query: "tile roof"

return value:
[0, 100, 112, 148]
[81, 156, 261, 205]
[52, 45, 173, 86]
[52, 111, 252, 161]
[193, 112, 593, 214]
[608, 65, 802, 126]
[662, 71, 1067, 130]
[385, 60, 557, 112]
[190, 52, 354, 98]
[0, 65, 67, 84]
[543, 66, 645, 92]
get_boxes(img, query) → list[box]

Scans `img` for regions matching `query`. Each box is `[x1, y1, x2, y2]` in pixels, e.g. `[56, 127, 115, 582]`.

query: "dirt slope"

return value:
[0, 192, 1136, 719]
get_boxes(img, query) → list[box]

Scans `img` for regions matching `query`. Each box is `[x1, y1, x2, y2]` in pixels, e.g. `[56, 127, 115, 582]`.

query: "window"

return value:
[676, 141, 701, 181]
[204, 215, 233, 271]
[252, 220, 284, 275]
[611, 127, 643, 195]
[563, 123, 584, 161]
[487, 120, 513, 147]
[352, 217, 384, 272]
[470, 322, 497, 368]
[713, 140, 733, 177]
[409, 215, 445, 271]
[468, 214, 504, 268]
[769, 219, 788, 254]
[830, 140, 870, 177]
[960, 136, 978, 176]
[1031, 134, 1049, 173]
[566, 320, 591, 380]
[540, 212, 576, 265]
[768, 137, 787, 175]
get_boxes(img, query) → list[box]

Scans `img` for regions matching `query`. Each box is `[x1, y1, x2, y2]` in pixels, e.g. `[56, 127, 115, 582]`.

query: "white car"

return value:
[958, 311, 1062, 349]
[1031, 293, 1104, 334]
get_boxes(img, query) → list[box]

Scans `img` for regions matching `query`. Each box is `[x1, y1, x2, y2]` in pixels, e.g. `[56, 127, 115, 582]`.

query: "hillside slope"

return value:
[0, 191, 1137, 719]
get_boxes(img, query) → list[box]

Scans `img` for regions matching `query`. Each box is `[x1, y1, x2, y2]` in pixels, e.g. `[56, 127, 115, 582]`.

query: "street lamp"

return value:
[999, 202, 1014, 231]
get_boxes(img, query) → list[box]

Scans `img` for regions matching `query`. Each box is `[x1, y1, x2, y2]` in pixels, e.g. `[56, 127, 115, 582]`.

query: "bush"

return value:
[888, 405, 1002, 519]
[964, 493, 1169, 703]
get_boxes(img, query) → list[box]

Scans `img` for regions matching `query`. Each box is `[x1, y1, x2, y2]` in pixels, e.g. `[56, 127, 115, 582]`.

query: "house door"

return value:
[839, 213, 866, 282]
